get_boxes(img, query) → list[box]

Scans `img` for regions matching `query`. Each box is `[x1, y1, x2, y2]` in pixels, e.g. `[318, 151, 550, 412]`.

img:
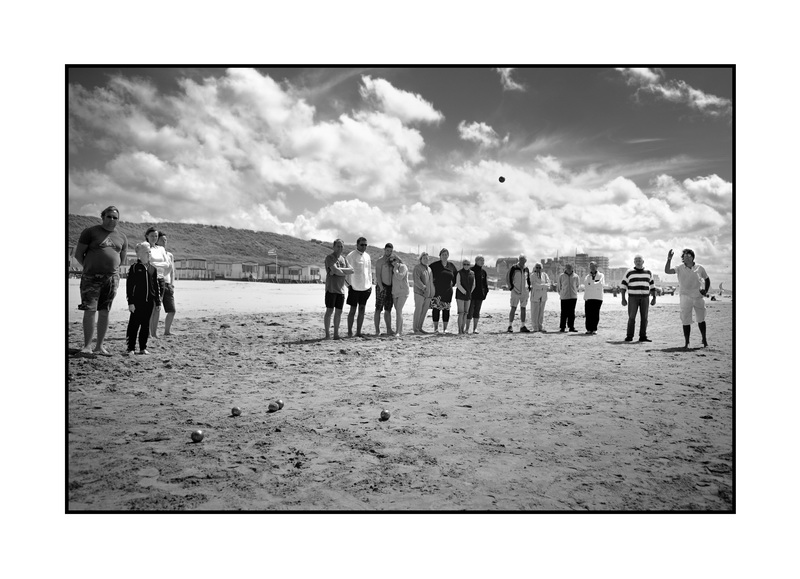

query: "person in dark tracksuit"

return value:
[125, 242, 161, 355]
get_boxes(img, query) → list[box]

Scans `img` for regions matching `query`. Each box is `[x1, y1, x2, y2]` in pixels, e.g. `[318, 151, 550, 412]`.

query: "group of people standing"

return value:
[75, 206, 177, 356]
[323, 238, 712, 348]
[324, 242, 490, 340]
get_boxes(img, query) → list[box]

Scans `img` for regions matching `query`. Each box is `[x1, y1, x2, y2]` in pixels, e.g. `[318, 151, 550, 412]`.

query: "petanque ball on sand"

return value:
[231, 407, 242, 416]
[277, 399, 285, 410]
[380, 410, 390, 421]
[499, 176, 505, 183]
[268, 402, 279, 413]
[190, 430, 204, 443]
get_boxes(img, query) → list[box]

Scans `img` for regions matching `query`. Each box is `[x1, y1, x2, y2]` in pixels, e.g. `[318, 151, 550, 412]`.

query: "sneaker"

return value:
[123, 350, 134, 356]
[507, 326, 513, 333]
[624, 337, 633, 342]
[585, 331, 592, 334]
[137, 349, 150, 355]
[638, 337, 652, 342]
[472, 330, 479, 335]
[559, 328, 566, 333]
[520, 326, 530, 333]
[569, 328, 578, 333]
[93, 346, 112, 356]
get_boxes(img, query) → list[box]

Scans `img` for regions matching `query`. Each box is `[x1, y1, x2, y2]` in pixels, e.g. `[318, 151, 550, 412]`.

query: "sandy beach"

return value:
[67, 281, 732, 511]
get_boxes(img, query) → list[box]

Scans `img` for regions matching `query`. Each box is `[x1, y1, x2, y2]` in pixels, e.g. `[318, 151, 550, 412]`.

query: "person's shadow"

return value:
[656, 346, 709, 352]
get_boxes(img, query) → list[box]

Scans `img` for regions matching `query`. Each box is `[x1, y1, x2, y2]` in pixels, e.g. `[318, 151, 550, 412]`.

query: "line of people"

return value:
[75, 206, 177, 356]
[324, 238, 711, 348]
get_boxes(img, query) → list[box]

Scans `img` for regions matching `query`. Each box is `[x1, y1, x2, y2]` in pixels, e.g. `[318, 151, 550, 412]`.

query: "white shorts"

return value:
[680, 293, 706, 325]
[510, 289, 529, 308]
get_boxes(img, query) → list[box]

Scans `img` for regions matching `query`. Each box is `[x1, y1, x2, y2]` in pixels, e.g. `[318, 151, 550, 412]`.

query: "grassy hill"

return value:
[68, 214, 425, 268]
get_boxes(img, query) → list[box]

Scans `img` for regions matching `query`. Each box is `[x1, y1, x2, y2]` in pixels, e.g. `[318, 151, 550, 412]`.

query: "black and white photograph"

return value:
[66, 65, 733, 512]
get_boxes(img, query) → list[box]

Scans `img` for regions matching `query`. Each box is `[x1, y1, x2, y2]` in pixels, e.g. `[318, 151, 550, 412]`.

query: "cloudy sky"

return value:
[68, 67, 733, 286]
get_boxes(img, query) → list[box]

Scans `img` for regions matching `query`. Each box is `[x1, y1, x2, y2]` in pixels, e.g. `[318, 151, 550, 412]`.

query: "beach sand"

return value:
[67, 283, 732, 511]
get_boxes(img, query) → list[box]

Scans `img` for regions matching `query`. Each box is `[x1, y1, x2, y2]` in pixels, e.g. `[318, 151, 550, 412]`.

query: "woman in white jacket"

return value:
[583, 261, 605, 334]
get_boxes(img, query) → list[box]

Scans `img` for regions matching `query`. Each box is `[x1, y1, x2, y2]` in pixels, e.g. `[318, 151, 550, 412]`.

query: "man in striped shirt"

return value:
[620, 255, 656, 342]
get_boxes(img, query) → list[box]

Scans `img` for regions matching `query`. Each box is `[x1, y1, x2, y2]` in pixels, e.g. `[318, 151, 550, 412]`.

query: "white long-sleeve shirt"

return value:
[583, 271, 605, 301]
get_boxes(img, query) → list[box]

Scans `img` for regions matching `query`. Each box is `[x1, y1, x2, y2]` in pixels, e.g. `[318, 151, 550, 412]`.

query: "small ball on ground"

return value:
[268, 402, 279, 413]
[380, 410, 390, 421]
[190, 430, 204, 442]
[277, 399, 284, 410]
[231, 407, 241, 416]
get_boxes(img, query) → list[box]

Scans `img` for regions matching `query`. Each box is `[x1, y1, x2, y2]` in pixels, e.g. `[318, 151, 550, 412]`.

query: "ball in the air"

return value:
[499, 176, 505, 183]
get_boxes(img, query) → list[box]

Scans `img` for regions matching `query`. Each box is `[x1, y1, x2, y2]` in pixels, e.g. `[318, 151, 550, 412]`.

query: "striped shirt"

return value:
[621, 268, 654, 295]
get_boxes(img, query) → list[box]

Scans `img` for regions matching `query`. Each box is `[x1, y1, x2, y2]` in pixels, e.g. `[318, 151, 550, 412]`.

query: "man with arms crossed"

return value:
[324, 239, 354, 340]
[620, 255, 656, 342]
[74, 205, 128, 356]
[346, 237, 373, 338]
[665, 248, 710, 348]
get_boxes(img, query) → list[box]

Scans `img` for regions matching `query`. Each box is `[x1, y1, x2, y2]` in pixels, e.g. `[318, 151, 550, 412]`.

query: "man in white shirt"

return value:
[345, 236, 373, 338]
[583, 261, 605, 335]
[665, 248, 710, 348]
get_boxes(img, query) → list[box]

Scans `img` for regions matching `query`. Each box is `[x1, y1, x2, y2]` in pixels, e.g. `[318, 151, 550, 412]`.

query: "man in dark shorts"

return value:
[345, 236, 373, 338]
[324, 238, 354, 339]
[374, 242, 395, 336]
[74, 205, 128, 355]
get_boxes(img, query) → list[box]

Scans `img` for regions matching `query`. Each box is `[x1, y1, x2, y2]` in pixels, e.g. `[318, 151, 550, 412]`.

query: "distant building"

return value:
[589, 256, 610, 270]
[176, 258, 213, 280]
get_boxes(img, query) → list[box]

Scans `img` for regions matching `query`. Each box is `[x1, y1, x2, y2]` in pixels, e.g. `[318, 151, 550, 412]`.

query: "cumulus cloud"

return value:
[615, 68, 732, 120]
[68, 68, 439, 228]
[616, 67, 663, 86]
[495, 68, 526, 92]
[359, 75, 444, 124]
[458, 121, 502, 147]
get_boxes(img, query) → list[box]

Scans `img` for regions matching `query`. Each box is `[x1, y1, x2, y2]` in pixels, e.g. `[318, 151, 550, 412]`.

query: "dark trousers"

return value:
[431, 308, 450, 323]
[560, 298, 577, 330]
[626, 295, 649, 339]
[585, 299, 602, 332]
[127, 301, 154, 351]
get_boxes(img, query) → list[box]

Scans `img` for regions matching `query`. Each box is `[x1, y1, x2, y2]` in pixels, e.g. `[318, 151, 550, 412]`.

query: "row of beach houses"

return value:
[68, 247, 324, 283]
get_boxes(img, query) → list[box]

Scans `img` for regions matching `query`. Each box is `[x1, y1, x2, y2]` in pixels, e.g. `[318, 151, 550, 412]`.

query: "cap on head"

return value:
[385, 243, 393, 249]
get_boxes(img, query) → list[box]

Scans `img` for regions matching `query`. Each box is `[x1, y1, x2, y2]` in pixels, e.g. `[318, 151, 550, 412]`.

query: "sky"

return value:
[68, 66, 733, 286]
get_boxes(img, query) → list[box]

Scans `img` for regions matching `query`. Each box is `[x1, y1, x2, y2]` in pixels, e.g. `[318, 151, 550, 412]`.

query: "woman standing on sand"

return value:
[390, 255, 410, 337]
[145, 227, 169, 339]
[156, 232, 177, 335]
[412, 252, 434, 333]
[455, 259, 476, 334]
[428, 248, 458, 334]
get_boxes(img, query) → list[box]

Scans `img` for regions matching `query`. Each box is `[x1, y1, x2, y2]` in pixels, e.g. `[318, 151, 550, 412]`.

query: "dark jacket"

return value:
[126, 261, 161, 306]
[470, 265, 489, 300]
